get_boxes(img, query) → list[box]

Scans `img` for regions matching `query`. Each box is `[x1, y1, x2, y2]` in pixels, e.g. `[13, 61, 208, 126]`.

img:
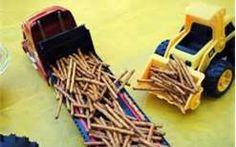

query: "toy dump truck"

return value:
[137, 3, 235, 113]
[21, 6, 169, 146]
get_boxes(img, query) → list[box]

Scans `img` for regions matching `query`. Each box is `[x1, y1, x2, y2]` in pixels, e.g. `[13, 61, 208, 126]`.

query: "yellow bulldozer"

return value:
[137, 3, 235, 113]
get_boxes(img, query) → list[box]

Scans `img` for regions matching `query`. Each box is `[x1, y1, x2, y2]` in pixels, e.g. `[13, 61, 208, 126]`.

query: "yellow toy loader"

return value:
[137, 3, 235, 113]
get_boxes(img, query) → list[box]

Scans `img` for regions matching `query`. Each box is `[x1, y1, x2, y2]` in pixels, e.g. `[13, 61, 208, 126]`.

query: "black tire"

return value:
[154, 40, 169, 56]
[215, 37, 235, 65]
[0, 134, 38, 147]
[203, 59, 234, 97]
[225, 37, 235, 65]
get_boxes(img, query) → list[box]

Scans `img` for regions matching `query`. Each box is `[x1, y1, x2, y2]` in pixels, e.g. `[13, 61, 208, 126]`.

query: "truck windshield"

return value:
[176, 23, 212, 55]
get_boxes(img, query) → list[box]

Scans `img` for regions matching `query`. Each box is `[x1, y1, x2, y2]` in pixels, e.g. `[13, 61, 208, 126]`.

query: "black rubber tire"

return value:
[203, 59, 234, 97]
[215, 37, 235, 65]
[154, 40, 169, 56]
[225, 37, 235, 65]
[0, 134, 38, 147]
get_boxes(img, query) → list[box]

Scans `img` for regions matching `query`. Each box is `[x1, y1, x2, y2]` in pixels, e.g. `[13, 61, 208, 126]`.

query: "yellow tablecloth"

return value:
[0, 0, 234, 146]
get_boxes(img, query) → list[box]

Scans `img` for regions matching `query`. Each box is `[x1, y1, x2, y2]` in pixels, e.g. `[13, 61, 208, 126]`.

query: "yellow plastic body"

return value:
[217, 69, 233, 92]
[138, 54, 205, 113]
[138, 3, 234, 113]
[164, 3, 235, 72]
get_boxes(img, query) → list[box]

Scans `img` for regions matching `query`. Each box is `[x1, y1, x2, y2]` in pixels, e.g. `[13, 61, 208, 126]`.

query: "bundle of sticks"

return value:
[50, 49, 164, 146]
[134, 55, 198, 109]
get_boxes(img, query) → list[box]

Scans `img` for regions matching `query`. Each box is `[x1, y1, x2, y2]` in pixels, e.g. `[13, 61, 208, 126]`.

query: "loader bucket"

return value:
[137, 54, 205, 113]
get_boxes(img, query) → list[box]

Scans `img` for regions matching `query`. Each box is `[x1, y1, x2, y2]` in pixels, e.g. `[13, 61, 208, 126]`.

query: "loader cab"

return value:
[166, 3, 226, 71]
[176, 23, 213, 55]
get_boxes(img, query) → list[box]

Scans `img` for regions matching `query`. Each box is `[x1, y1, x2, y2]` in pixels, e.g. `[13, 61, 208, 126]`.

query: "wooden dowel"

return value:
[123, 135, 131, 147]
[69, 62, 77, 93]
[55, 94, 63, 119]
[93, 103, 122, 128]
[133, 86, 165, 92]
[139, 138, 155, 147]
[114, 70, 128, 83]
[114, 109, 145, 138]
[91, 124, 135, 135]
[105, 104, 130, 129]
[147, 123, 155, 142]
[54, 85, 76, 104]
[84, 141, 106, 146]
[99, 117, 116, 147]
[101, 76, 118, 99]
[73, 113, 87, 119]
[118, 69, 135, 92]
[76, 77, 105, 87]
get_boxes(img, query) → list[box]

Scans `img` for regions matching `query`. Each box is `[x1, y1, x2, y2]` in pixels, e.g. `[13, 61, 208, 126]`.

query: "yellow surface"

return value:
[0, 0, 234, 147]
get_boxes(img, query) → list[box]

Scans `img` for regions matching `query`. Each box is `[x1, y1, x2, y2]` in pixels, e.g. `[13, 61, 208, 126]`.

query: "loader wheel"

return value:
[154, 40, 169, 56]
[0, 134, 38, 147]
[226, 37, 235, 65]
[204, 60, 234, 97]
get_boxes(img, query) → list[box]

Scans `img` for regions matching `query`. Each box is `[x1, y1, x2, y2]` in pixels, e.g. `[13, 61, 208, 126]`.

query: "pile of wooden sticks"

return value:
[135, 55, 198, 108]
[50, 49, 164, 146]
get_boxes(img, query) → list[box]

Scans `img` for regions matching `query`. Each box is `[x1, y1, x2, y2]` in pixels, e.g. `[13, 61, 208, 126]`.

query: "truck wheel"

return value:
[226, 37, 235, 65]
[0, 134, 38, 147]
[154, 40, 169, 56]
[203, 59, 234, 97]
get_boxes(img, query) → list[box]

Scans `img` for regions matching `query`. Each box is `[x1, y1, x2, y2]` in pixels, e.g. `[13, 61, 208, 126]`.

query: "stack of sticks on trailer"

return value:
[50, 49, 165, 147]
[135, 55, 198, 111]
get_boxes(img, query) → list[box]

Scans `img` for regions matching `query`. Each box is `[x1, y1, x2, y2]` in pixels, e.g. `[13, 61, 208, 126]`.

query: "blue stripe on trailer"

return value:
[117, 97, 135, 117]
[73, 118, 90, 142]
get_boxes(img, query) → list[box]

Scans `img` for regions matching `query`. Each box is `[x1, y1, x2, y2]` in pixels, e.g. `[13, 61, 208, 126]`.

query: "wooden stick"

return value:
[139, 138, 155, 147]
[56, 60, 65, 80]
[150, 66, 176, 76]
[99, 117, 116, 147]
[91, 124, 135, 135]
[73, 113, 87, 119]
[101, 76, 118, 99]
[114, 70, 128, 83]
[133, 86, 165, 92]
[70, 104, 74, 115]
[59, 59, 67, 78]
[118, 69, 135, 92]
[76, 77, 105, 87]
[103, 72, 119, 93]
[86, 110, 91, 131]
[51, 65, 64, 81]
[114, 109, 145, 138]
[55, 94, 63, 119]
[84, 141, 106, 146]
[105, 104, 130, 129]
[69, 62, 77, 93]
[113, 131, 120, 146]
[93, 103, 122, 128]
[137, 79, 153, 83]
[132, 121, 163, 128]
[123, 135, 131, 147]
[147, 123, 155, 142]
[101, 138, 112, 147]
[54, 85, 76, 104]
[66, 58, 73, 91]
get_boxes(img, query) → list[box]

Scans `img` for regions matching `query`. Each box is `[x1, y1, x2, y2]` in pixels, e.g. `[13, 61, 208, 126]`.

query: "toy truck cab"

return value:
[163, 3, 233, 72]
[21, 6, 76, 80]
